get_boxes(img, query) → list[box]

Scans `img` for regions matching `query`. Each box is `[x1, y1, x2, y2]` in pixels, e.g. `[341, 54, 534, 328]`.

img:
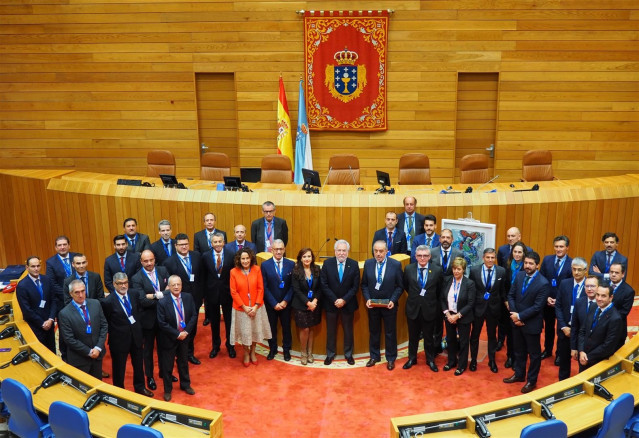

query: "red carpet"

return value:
[102, 298, 639, 437]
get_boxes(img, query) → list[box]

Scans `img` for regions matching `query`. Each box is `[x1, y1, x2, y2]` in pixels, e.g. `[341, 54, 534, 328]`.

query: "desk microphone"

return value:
[316, 238, 331, 256]
[320, 167, 332, 194]
[348, 165, 364, 191]
[476, 174, 500, 191]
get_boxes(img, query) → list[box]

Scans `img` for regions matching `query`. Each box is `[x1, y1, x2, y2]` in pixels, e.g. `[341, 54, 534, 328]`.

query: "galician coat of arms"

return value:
[324, 47, 367, 103]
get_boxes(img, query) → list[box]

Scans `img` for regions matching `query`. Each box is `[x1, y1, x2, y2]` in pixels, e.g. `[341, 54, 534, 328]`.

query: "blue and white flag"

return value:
[294, 79, 313, 184]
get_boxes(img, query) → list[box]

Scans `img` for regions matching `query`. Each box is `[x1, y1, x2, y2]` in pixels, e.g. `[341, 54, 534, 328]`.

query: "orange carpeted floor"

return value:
[102, 298, 639, 437]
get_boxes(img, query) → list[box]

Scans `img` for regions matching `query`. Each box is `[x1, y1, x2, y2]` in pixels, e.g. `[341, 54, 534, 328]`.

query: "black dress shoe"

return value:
[283, 351, 291, 361]
[402, 358, 417, 370]
[503, 374, 525, 384]
[540, 350, 552, 359]
[521, 382, 536, 393]
[183, 386, 196, 395]
[163, 392, 171, 402]
[203, 318, 210, 326]
[554, 356, 560, 366]
[454, 368, 465, 376]
[496, 340, 504, 351]
[228, 346, 236, 358]
[267, 351, 276, 360]
[102, 371, 110, 379]
[428, 361, 439, 372]
[365, 358, 378, 367]
[147, 377, 157, 391]
[469, 360, 477, 372]
[504, 357, 513, 368]
[171, 375, 178, 383]
[489, 360, 498, 373]
[443, 363, 456, 371]
[209, 348, 219, 359]
[346, 356, 355, 366]
[324, 356, 334, 366]
[188, 355, 201, 365]
[387, 360, 395, 371]
[140, 388, 154, 397]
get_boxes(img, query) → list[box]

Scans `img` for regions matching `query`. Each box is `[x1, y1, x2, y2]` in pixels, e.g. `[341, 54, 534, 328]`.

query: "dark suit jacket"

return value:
[403, 262, 442, 321]
[202, 248, 234, 299]
[555, 278, 585, 333]
[589, 250, 628, 280]
[570, 296, 594, 351]
[372, 228, 407, 256]
[578, 305, 622, 365]
[469, 264, 507, 319]
[162, 251, 204, 297]
[497, 244, 533, 268]
[507, 271, 550, 335]
[16, 275, 57, 341]
[320, 257, 360, 313]
[361, 257, 403, 304]
[224, 240, 257, 259]
[410, 233, 441, 263]
[291, 269, 322, 311]
[62, 271, 105, 306]
[440, 276, 475, 324]
[46, 252, 78, 310]
[430, 246, 464, 278]
[101, 290, 143, 352]
[612, 281, 635, 342]
[58, 298, 108, 369]
[261, 257, 295, 308]
[193, 228, 228, 254]
[151, 238, 176, 266]
[157, 293, 197, 349]
[104, 251, 141, 294]
[131, 266, 170, 330]
[250, 217, 289, 253]
[126, 233, 151, 253]
[539, 255, 573, 299]
[397, 212, 426, 248]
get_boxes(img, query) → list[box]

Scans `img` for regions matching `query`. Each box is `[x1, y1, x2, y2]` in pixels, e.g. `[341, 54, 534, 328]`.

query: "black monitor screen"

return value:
[159, 174, 179, 187]
[302, 168, 321, 187]
[223, 176, 242, 189]
[376, 170, 391, 187]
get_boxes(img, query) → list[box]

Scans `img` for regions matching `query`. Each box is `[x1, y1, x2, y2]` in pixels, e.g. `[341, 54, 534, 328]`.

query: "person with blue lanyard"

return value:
[122, 217, 151, 253]
[150, 219, 175, 266]
[589, 232, 628, 281]
[396, 196, 425, 256]
[291, 248, 322, 365]
[250, 201, 289, 254]
[45, 235, 78, 321]
[371, 211, 407, 257]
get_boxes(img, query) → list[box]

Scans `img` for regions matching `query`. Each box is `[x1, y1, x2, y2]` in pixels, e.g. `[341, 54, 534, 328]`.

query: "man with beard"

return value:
[104, 235, 141, 294]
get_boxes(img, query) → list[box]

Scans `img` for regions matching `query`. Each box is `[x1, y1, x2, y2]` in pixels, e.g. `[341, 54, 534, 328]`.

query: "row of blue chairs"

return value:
[0, 378, 163, 438]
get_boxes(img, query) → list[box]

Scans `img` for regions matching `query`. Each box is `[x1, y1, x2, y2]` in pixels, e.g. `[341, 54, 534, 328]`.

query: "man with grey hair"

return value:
[150, 219, 175, 265]
[555, 257, 588, 380]
[321, 239, 360, 365]
[251, 201, 289, 253]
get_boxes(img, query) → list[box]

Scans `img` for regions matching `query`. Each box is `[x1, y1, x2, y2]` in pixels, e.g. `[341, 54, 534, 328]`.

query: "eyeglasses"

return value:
[263, 210, 275, 214]
[114, 281, 129, 285]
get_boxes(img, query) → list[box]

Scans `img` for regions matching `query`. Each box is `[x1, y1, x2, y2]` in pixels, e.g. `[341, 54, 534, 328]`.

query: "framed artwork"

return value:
[441, 219, 497, 272]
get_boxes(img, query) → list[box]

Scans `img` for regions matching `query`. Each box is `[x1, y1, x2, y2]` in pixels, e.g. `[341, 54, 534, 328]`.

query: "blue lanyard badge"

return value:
[306, 274, 313, 299]
[74, 302, 92, 334]
[376, 260, 386, 289]
[172, 296, 186, 330]
[521, 271, 538, 295]
[510, 261, 522, 284]
[483, 266, 493, 300]
[275, 261, 285, 288]
[591, 305, 610, 331]
[452, 278, 461, 302]
[58, 254, 72, 276]
[179, 255, 192, 276]
[418, 266, 428, 296]
[552, 258, 566, 287]
[144, 269, 160, 291]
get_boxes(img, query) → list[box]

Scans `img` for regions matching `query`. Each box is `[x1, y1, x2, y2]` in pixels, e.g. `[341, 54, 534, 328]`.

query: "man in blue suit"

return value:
[608, 262, 635, 349]
[150, 219, 175, 266]
[570, 276, 599, 366]
[224, 224, 256, 259]
[45, 235, 78, 312]
[539, 235, 573, 363]
[261, 239, 294, 361]
[123, 217, 152, 253]
[104, 235, 141, 294]
[504, 251, 550, 393]
[372, 212, 407, 257]
[361, 240, 404, 370]
[396, 196, 425, 256]
[410, 214, 441, 263]
[16, 256, 57, 353]
[589, 232, 628, 281]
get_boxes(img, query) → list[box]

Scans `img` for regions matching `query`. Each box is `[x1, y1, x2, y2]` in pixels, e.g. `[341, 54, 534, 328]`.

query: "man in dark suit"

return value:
[63, 254, 105, 306]
[555, 257, 588, 380]
[469, 248, 507, 373]
[372, 211, 407, 256]
[261, 239, 294, 361]
[104, 235, 141, 294]
[589, 232, 628, 281]
[539, 235, 573, 363]
[150, 219, 175, 266]
[58, 279, 108, 380]
[16, 256, 57, 353]
[608, 262, 635, 349]
[224, 224, 256, 259]
[251, 201, 288, 253]
[162, 233, 204, 365]
[193, 212, 228, 254]
[202, 232, 236, 359]
[131, 249, 170, 392]
[402, 245, 442, 372]
[157, 275, 197, 402]
[321, 239, 361, 366]
[361, 240, 404, 370]
[497, 227, 533, 268]
[45, 235, 78, 313]
[578, 284, 622, 371]
[570, 276, 599, 367]
[123, 217, 151, 253]
[410, 214, 440, 263]
[504, 251, 550, 394]
[101, 272, 152, 396]
[396, 196, 425, 256]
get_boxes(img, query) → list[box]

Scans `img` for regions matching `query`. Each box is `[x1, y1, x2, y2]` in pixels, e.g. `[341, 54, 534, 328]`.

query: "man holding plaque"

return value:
[361, 240, 404, 370]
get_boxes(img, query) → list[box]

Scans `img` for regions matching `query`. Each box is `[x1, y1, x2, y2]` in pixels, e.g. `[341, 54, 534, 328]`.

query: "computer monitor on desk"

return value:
[302, 168, 321, 194]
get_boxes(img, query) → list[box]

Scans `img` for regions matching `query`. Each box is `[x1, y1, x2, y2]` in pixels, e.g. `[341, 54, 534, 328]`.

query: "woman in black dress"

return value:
[291, 247, 322, 365]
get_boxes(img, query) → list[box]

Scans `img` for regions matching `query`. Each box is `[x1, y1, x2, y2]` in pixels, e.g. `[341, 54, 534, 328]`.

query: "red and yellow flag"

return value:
[277, 77, 294, 163]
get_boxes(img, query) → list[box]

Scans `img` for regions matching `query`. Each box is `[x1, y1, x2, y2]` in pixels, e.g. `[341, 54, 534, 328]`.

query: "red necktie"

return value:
[120, 256, 125, 270]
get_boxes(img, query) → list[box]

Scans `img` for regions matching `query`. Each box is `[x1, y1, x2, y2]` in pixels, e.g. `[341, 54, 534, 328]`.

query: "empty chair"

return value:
[1, 378, 53, 438]
[595, 392, 634, 438]
[117, 424, 164, 438]
[459, 153, 490, 184]
[522, 150, 555, 182]
[49, 400, 91, 438]
[260, 154, 293, 184]
[200, 152, 231, 181]
[146, 149, 176, 177]
[520, 419, 567, 438]
[398, 153, 431, 185]
[326, 154, 360, 185]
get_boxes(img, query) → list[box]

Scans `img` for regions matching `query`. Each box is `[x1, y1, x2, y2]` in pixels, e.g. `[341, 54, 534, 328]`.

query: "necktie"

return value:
[591, 308, 601, 330]
[177, 297, 184, 331]
[267, 222, 274, 247]
[120, 256, 125, 271]
[607, 252, 612, 265]
[35, 278, 41, 289]
[419, 267, 425, 286]
[587, 300, 594, 314]
[62, 258, 70, 274]
[485, 268, 492, 292]
[208, 232, 213, 248]
[216, 253, 222, 270]
[81, 276, 88, 294]
[426, 237, 432, 247]
[572, 283, 580, 303]
[554, 258, 561, 270]
[407, 216, 414, 247]
[123, 295, 132, 316]
[164, 242, 171, 256]
[338, 263, 344, 282]
[80, 304, 89, 322]
[387, 231, 393, 253]
[443, 251, 449, 268]
[238, 243, 243, 250]
[522, 276, 530, 295]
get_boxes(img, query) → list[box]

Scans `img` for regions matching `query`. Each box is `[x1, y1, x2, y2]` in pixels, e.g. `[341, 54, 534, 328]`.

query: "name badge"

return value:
[265, 241, 271, 249]
[279, 281, 285, 289]
[551, 279, 557, 287]
[190, 274, 195, 282]
[419, 289, 426, 297]
[307, 291, 313, 299]
[39, 300, 46, 309]
[375, 283, 381, 290]
[180, 321, 186, 330]
[217, 273, 221, 278]
[128, 315, 136, 324]
[86, 326, 92, 334]
[570, 305, 574, 314]
[484, 292, 490, 301]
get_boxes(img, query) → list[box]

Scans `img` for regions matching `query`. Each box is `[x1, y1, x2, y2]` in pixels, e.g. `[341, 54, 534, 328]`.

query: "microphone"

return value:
[316, 238, 330, 257]
[476, 175, 500, 191]
[348, 165, 364, 191]
[320, 167, 332, 194]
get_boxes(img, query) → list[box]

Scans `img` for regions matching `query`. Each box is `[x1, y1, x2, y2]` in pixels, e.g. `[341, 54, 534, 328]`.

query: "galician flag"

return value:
[277, 76, 294, 167]
[294, 79, 313, 184]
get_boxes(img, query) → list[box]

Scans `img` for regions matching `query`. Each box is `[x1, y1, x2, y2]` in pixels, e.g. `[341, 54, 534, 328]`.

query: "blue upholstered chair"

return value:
[595, 392, 634, 438]
[49, 400, 91, 438]
[117, 423, 165, 438]
[520, 419, 568, 438]
[1, 378, 53, 438]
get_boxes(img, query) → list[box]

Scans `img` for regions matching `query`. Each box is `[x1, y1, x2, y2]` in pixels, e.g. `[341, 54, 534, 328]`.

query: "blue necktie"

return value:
[338, 263, 344, 282]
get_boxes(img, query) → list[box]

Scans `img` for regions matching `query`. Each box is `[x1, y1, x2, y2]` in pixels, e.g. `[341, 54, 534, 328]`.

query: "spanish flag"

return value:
[276, 76, 294, 165]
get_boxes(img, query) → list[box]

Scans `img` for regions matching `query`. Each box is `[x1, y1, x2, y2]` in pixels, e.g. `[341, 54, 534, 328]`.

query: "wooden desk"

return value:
[465, 394, 539, 438]
[390, 409, 474, 437]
